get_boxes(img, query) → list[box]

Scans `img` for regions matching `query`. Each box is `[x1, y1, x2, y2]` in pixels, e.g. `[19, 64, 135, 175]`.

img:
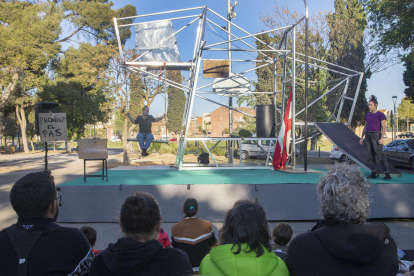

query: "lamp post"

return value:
[392, 96, 398, 141]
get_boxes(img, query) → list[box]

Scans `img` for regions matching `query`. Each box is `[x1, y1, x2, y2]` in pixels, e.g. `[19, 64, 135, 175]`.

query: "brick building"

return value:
[209, 106, 255, 137]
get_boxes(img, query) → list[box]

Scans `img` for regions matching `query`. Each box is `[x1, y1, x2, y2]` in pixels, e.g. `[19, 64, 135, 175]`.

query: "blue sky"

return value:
[112, 0, 406, 116]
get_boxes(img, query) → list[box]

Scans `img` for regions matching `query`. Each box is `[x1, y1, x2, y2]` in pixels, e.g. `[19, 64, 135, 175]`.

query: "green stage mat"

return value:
[60, 169, 414, 186]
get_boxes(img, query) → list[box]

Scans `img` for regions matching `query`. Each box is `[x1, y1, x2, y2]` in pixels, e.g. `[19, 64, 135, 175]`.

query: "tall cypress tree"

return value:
[128, 75, 145, 132]
[166, 70, 185, 135]
[255, 33, 275, 105]
[403, 51, 414, 102]
[327, 0, 370, 128]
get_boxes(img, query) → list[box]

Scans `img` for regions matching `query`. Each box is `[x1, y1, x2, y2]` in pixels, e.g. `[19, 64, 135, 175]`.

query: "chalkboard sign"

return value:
[78, 139, 108, 159]
[38, 113, 67, 142]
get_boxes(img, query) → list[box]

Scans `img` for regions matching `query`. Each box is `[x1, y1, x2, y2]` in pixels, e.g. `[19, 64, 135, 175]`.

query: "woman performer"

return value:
[359, 95, 391, 180]
[127, 106, 166, 156]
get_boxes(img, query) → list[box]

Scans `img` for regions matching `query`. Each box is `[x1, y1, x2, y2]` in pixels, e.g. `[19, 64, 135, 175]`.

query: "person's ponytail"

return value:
[183, 198, 198, 218]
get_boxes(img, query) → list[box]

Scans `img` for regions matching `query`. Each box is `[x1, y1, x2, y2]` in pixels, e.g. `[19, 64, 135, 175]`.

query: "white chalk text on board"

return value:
[38, 113, 68, 142]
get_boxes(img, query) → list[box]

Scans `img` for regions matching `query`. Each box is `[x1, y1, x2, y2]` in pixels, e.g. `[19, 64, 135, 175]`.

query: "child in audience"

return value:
[158, 228, 171, 248]
[271, 223, 293, 260]
[89, 191, 193, 276]
[199, 199, 290, 276]
[171, 198, 217, 270]
[80, 226, 102, 257]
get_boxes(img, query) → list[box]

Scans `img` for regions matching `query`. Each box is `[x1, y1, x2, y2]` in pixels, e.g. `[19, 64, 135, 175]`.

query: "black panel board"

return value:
[315, 123, 400, 176]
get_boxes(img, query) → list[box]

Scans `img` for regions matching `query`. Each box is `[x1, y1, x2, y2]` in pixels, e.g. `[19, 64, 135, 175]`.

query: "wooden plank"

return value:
[203, 59, 229, 78]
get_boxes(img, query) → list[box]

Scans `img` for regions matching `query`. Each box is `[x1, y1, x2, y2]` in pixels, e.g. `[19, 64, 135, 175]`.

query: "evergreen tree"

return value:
[39, 43, 114, 152]
[128, 75, 145, 132]
[403, 51, 414, 102]
[327, 0, 370, 128]
[166, 71, 185, 135]
[255, 33, 274, 105]
[364, 0, 414, 54]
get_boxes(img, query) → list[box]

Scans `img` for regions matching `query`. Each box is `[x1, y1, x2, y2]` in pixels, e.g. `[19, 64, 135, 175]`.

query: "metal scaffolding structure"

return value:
[113, 3, 363, 171]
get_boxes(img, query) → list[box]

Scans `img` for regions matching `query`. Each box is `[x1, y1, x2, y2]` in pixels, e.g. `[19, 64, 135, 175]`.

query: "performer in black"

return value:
[359, 95, 391, 180]
[127, 106, 166, 156]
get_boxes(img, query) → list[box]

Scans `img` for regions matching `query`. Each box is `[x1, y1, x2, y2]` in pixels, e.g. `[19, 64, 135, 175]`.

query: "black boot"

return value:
[367, 171, 377, 179]
[383, 173, 391, 180]
[142, 148, 147, 156]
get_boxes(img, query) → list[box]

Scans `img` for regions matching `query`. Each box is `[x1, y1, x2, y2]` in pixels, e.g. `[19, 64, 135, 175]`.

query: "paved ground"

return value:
[1, 149, 413, 256]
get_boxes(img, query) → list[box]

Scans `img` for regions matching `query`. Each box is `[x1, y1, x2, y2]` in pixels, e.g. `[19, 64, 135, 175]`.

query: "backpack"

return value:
[198, 153, 210, 165]
[5, 223, 59, 276]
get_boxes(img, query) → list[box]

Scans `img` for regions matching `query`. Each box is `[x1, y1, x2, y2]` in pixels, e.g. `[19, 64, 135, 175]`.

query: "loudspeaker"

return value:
[197, 153, 210, 165]
[35, 102, 59, 135]
[256, 104, 276, 138]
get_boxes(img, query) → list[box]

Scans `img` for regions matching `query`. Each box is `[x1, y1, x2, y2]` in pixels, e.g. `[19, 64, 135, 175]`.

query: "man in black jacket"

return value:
[284, 163, 399, 276]
[0, 171, 93, 276]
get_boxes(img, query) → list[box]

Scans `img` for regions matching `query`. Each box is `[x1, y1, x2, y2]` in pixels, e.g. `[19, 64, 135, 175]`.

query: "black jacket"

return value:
[89, 237, 193, 276]
[0, 217, 93, 276]
[284, 221, 399, 276]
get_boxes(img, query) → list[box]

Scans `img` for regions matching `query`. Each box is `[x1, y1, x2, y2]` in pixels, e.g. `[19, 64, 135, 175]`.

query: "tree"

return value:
[128, 75, 145, 135]
[1, 1, 61, 152]
[40, 43, 114, 152]
[402, 50, 414, 104]
[236, 115, 256, 134]
[1, 0, 136, 153]
[363, 0, 414, 55]
[398, 98, 414, 131]
[166, 70, 185, 135]
[327, 0, 369, 128]
[403, 51, 414, 102]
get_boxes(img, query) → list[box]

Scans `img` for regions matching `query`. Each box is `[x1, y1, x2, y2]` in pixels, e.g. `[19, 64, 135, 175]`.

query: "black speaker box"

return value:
[35, 102, 59, 135]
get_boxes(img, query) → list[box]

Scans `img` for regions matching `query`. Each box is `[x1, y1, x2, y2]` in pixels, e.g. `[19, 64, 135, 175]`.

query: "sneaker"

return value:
[383, 173, 391, 180]
[367, 172, 377, 179]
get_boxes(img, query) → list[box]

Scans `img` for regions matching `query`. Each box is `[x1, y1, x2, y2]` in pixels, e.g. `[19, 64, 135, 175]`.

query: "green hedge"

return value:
[144, 141, 227, 156]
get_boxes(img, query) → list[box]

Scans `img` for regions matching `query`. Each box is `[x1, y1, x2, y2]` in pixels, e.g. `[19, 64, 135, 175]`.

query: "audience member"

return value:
[89, 191, 193, 276]
[0, 171, 93, 275]
[284, 163, 399, 276]
[81, 226, 102, 257]
[272, 222, 293, 259]
[405, 262, 414, 276]
[199, 199, 289, 276]
[158, 227, 171, 248]
[171, 198, 217, 269]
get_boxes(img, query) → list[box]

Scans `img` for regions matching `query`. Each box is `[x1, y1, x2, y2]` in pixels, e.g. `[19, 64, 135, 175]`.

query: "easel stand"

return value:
[44, 142, 48, 170]
[84, 159, 108, 182]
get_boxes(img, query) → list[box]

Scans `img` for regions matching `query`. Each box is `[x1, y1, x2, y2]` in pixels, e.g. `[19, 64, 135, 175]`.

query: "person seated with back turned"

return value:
[271, 222, 293, 260]
[81, 226, 102, 257]
[127, 106, 166, 156]
[171, 198, 217, 269]
[89, 191, 193, 276]
[199, 199, 290, 276]
[284, 163, 399, 276]
[0, 171, 93, 275]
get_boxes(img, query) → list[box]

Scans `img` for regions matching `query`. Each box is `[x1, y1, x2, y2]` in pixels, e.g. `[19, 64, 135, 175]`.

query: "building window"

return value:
[221, 125, 223, 129]
[221, 116, 222, 120]
[162, 127, 164, 132]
